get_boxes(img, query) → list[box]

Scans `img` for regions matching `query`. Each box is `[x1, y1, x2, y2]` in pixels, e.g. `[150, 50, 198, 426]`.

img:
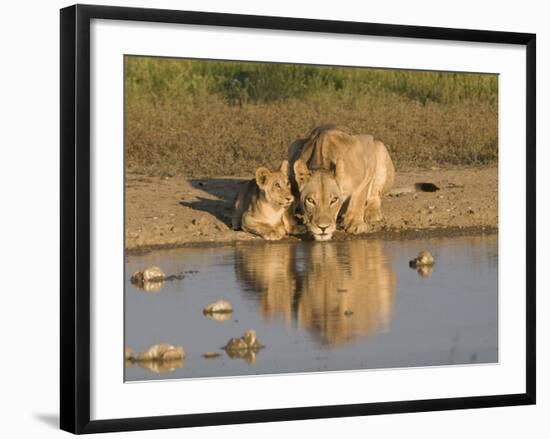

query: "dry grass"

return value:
[125, 57, 498, 177]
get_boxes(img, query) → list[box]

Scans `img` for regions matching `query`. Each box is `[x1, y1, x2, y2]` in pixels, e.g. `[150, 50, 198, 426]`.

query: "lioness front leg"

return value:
[342, 190, 369, 234]
[364, 195, 383, 222]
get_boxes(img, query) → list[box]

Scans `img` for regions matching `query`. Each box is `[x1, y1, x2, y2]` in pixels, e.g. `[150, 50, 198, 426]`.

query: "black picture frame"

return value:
[60, 4, 536, 434]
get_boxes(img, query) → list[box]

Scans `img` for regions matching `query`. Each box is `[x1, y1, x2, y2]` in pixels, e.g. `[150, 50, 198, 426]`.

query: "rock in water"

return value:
[224, 329, 264, 353]
[203, 299, 233, 315]
[409, 250, 435, 268]
[137, 343, 185, 362]
[131, 266, 166, 292]
[125, 347, 134, 361]
[202, 352, 221, 359]
[223, 330, 264, 364]
[131, 266, 165, 284]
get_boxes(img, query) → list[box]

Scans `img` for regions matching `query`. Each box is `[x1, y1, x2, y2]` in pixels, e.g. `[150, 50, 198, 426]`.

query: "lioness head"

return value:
[255, 160, 294, 209]
[293, 159, 345, 241]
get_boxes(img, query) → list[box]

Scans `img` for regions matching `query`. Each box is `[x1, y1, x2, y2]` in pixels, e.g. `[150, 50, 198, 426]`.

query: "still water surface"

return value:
[125, 236, 497, 381]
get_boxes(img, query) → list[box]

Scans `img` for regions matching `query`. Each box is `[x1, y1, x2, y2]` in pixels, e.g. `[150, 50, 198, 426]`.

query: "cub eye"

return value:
[330, 197, 339, 205]
[274, 182, 281, 189]
[306, 197, 316, 205]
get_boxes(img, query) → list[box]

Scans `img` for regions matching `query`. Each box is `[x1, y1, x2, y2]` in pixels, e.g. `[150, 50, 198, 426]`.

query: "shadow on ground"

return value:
[34, 413, 59, 430]
[179, 178, 248, 226]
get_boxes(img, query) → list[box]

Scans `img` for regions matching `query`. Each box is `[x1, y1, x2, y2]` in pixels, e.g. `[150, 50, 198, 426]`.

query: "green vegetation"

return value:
[125, 56, 498, 177]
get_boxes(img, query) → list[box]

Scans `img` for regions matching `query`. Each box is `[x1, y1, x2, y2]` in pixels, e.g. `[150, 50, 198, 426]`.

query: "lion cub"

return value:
[232, 160, 297, 240]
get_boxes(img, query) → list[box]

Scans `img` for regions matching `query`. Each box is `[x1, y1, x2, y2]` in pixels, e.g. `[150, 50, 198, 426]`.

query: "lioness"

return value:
[232, 160, 297, 240]
[289, 125, 394, 241]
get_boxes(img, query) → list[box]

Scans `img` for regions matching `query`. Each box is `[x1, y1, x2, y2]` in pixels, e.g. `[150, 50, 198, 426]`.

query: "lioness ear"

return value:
[255, 167, 271, 188]
[334, 159, 346, 185]
[279, 160, 289, 177]
[293, 160, 311, 189]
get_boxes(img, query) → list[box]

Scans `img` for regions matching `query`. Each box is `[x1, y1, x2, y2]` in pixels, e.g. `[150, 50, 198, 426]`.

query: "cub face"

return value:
[255, 160, 294, 209]
[293, 159, 345, 241]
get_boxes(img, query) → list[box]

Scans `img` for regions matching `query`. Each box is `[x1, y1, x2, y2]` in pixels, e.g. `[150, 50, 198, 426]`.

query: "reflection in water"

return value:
[235, 240, 396, 345]
[415, 265, 434, 278]
[125, 236, 498, 381]
[131, 279, 165, 293]
[132, 358, 184, 374]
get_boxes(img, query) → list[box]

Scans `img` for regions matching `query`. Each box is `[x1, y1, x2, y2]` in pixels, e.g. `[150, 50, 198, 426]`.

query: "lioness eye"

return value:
[330, 197, 339, 205]
[306, 198, 315, 205]
[275, 183, 281, 189]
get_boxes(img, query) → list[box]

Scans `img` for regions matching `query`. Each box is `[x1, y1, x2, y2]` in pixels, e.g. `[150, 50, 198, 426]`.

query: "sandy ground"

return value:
[125, 166, 497, 254]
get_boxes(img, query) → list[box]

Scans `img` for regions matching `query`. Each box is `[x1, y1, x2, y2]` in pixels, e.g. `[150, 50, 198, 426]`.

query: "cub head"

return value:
[293, 159, 345, 241]
[255, 160, 294, 209]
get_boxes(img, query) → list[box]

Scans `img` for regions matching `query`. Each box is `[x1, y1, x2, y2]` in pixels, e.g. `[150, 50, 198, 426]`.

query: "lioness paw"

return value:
[262, 230, 284, 241]
[345, 221, 369, 235]
[367, 211, 383, 222]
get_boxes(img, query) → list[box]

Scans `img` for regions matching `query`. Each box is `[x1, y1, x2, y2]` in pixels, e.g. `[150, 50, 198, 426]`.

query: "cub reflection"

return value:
[235, 243, 298, 324]
[235, 240, 396, 345]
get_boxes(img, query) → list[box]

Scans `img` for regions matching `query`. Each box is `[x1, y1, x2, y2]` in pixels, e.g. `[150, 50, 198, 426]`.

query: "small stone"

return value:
[131, 266, 165, 284]
[137, 343, 185, 362]
[409, 250, 435, 268]
[447, 182, 464, 189]
[203, 299, 233, 315]
[202, 352, 221, 359]
[224, 330, 264, 353]
[125, 347, 134, 361]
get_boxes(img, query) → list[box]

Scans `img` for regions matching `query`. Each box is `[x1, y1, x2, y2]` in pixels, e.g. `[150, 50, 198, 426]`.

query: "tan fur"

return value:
[232, 160, 298, 240]
[289, 125, 395, 241]
[234, 239, 396, 345]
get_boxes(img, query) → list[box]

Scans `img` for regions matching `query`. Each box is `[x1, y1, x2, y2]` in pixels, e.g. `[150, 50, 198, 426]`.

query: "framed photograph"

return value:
[60, 4, 536, 434]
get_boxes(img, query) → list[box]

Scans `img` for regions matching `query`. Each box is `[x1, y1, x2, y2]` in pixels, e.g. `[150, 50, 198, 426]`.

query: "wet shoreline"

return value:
[126, 225, 497, 256]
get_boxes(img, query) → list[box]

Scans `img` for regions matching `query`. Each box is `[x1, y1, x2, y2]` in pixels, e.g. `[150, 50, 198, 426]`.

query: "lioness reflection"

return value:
[235, 241, 396, 345]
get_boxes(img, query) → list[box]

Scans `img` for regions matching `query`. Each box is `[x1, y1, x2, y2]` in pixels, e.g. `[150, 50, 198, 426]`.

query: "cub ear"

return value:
[293, 160, 311, 189]
[279, 160, 289, 177]
[255, 167, 271, 188]
[334, 158, 345, 185]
